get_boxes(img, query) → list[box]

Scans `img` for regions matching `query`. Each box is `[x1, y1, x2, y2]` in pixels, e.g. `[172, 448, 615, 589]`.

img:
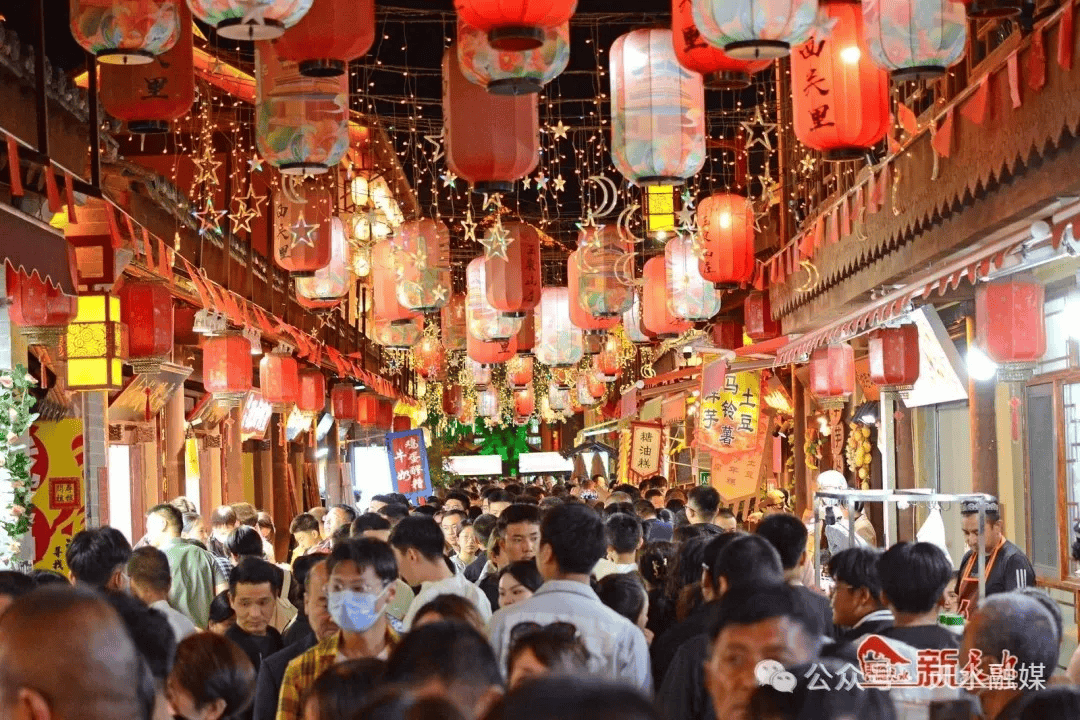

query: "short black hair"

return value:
[211, 505, 238, 528]
[717, 508, 735, 521]
[708, 583, 819, 641]
[380, 503, 410, 523]
[755, 513, 809, 570]
[504, 483, 524, 496]
[604, 502, 637, 517]
[229, 557, 281, 596]
[1018, 687, 1080, 719]
[687, 486, 721, 517]
[541, 503, 606, 575]
[413, 506, 438, 518]
[302, 658, 385, 720]
[605, 513, 643, 554]
[597, 573, 647, 625]
[441, 509, 467, 523]
[633, 500, 655, 517]
[472, 514, 498, 546]
[290, 513, 320, 534]
[487, 489, 514, 506]
[497, 504, 541, 532]
[292, 554, 326, 597]
[172, 633, 256, 720]
[498, 561, 544, 594]
[66, 526, 133, 588]
[226, 526, 264, 558]
[960, 499, 1000, 525]
[708, 534, 784, 592]
[127, 546, 172, 594]
[385, 621, 504, 694]
[0, 571, 35, 601]
[877, 542, 953, 614]
[644, 488, 664, 500]
[333, 504, 359, 523]
[328, 538, 398, 586]
[27, 569, 67, 587]
[182, 513, 201, 535]
[389, 516, 446, 562]
[352, 512, 392, 536]
[103, 589, 177, 683]
[209, 590, 235, 624]
[445, 490, 471, 509]
[827, 547, 883, 603]
[148, 503, 183, 534]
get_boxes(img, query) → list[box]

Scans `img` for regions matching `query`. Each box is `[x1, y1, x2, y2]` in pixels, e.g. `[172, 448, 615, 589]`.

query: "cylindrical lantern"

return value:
[272, 0, 375, 76]
[535, 287, 585, 368]
[298, 369, 326, 412]
[672, 0, 771, 88]
[868, 325, 920, 389]
[577, 374, 598, 407]
[961, 0, 1021, 18]
[744, 291, 780, 341]
[70, 0, 180, 64]
[393, 415, 411, 432]
[514, 310, 536, 355]
[477, 386, 500, 418]
[296, 216, 350, 303]
[331, 383, 358, 421]
[272, 182, 333, 274]
[642, 257, 692, 337]
[394, 219, 452, 313]
[567, 249, 620, 334]
[100, 1, 193, 132]
[574, 226, 634, 318]
[441, 294, 468, 351]
[373, 318, 424, 349]
[711, 318, 744, 350]
[118, 281, 173, 372]
[442, 384, 464, 417]
[64, 292, 126, 390]
[467, 326, 518, 364]
[372, 239, 421, 324]
[665, 235, 722, 322]
[256, 45, 349, 175]
[862, 0, 967, 81]
[260, 353, 301, 409]
[548, 384, 569, 411]
[188, 0, 312, 40]
[623, 290, 657, 344]
[610, 28, 705, 186]
[514, 387, 536, 417]
[204, 334, 253, 404]
[7, 267, 77, 347]
[697, 193, 755, 287]
[356, 393, 379, 428]
[467, 258, 522, 341]
[444, 46, 539, 194]
[485, 222, 542, 316]
[457, 20, 570, 94]
[508, 355, 534, 388]
[809, 343, 854, 409]
[467, 358, 493, 388]
[691, 0, 818, 60]
[376, 399, 394, 431]
[790, 3, 889, 161]
[595, 341, 620, 381]
[453, 0, 576, 51]
[414, 336, 447, 380]
[975, 279, 1047, 381]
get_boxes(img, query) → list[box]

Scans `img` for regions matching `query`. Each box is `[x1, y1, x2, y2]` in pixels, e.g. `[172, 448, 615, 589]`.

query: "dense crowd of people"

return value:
[0, 477, 1074, 720]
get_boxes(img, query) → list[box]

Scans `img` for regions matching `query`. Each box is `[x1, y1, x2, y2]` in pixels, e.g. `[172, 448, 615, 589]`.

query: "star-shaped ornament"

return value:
[799, 156, 817, 174]
[240, 0, 272, 27]
[289, 215, 320, 250]
[431, 284, 449, 304]
[534, 173, 549, 190]
[741, 105, 778, 154]
[522, 177, 532, 190]
[192, 152, 222, 188]
[550, 121, 569, 140]
[247, 156, 264, 173]
[441, 171, 458, 189]
[553, 175, 566, 192]
[423, 128, 445, 163]
[480, 221, 511, 261]
[677, 205, 696, 229]
[575, 214, 606, 249]
[680, 188, 696, 209]
[482, 193, 503, 213]
[194, 199, 226, 236]
[461, 208, 478, 243]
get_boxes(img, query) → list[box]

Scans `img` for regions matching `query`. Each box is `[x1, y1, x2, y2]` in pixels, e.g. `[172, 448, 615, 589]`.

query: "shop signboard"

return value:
[387, 429, 431, 501]
[698, 366, 763, 457]
[109, 362, 192, 423]
[30, 419, 86, 574]
[628, 421, 663, 481]
[710, 422, 770, 502]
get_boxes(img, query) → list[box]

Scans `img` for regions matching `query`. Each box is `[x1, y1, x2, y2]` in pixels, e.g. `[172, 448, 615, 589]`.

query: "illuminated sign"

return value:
[240, 392, 273, 440]
[445, 455, 503, 476]
[517, 452, 575, 475]
[902, 307, 969, 408]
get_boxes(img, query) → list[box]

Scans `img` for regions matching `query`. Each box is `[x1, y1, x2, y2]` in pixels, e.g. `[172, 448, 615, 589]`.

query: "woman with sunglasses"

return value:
[506, 622, 590, 689]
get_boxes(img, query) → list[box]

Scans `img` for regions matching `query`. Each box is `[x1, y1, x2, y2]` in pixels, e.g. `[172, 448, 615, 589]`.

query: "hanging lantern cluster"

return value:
[862, 0, 967, 81]
[690, 0, 818, 60]
[188, 0, 312, 40]
[394, 219, 453, 313]
[70, 0, 181, 64]
[696, 192, 755, 287]
[535, 287, 584, 368]
[457, 20, 570, 95]
[671, 0, 771, 89]
[273, 0, 375, 76]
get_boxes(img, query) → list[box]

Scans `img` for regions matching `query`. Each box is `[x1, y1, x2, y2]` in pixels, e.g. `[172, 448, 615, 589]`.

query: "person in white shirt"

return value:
[390, 515, 492, 630]
[593, 512, 643, 581]
[126, 545, 198, 642]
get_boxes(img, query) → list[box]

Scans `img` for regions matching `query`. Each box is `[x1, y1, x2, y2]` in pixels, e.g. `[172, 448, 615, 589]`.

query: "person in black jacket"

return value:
[826, 546, 893, 644]
[877, 542, 959, 650]
[756, 513, 835, 640]
[955, 500, 1035, 620]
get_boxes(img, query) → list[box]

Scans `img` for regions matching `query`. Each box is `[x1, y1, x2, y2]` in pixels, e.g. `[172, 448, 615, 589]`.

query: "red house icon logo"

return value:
[856, 634, 919, 688]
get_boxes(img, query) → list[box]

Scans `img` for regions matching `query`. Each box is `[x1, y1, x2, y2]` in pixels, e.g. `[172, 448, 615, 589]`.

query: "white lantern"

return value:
[665, 234, 723, 321]
[467, 258, 522, 341]
[691, 0, 819, 60]
[534, 287, 585, 368]
[862, 0, 967, 81]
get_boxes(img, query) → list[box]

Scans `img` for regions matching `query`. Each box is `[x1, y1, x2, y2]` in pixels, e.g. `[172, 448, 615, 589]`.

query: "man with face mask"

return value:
[275, 538, 400, 720]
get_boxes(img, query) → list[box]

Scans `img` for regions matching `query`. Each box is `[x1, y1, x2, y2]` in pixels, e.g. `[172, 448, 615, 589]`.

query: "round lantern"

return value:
[441, 294, 468, 351]
[70, 0, 180, 64]
[372, 239, 421, 324]
[574, 226, 634, 318]
[188, 0, 312, 40]
[467, 258, 523, 341]
[548, 384, 570, 412]
[809, 343, 854, 409]
[691, 0, 818, 60]
[6, 268, 77, 347]
[697, 193, 755, 287]
[868, 325, 920, 390]
[373, 318, 424, 349]
[535, 287, 585, 368]
[457, 20, 570, 95]
[642, 257, 692, 337]
[514, 310, 536, 355]
[671, 0, 771, 88]
[744, 290, 780, 341]
[118, 281, 173, 372]
[862, 0, 967, 81]
[485, 222, 542, 316]
[468, 326, 518, 364]
[453, 0, 576, 51]
[260, 353, 301, 409]
[414, 336, 447, 380]
[514, 387, 536, 416]
[444, 46, 539, 194]
[204, 334, 253, 405]
[623, 290, 657, 344]
[467, 358, 493, 388]
[273, 0, 375, 76]
[610, 28, 705, 186]
[508, 355, 534, 388]
[665, 235, 722, 322]
[296, 216, 350, 303]
[356, 393, 379, 428]
[961, 0, 1021, 18]
[790, 3, 889, 161]
[442, 384, 464, 417]
[272, 183, 334, 275]
[477, 386, 500, 418]
[975, 278, 1047, 381]
[100, 1, 193, 132]
[567, 249, 620, 334]
[331, 383, 358, 421]
[394, 219, 452, 313]
[256, 45, 349, 175]
[298, 369, 326, 412]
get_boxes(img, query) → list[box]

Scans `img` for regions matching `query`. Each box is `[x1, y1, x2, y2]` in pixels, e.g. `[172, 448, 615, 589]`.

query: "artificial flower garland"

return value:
[0, 366, 37, 567]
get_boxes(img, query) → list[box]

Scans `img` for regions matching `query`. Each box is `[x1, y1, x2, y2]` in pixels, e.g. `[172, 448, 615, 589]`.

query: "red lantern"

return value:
[331, 383, 358, 421]
[442, 385, 464, 417]
[372, 239, 420, 324]
[744, 291, 780, 341]
[298, 369, 326, 412]
[508, 355, 534, 388]
[711, 319, 744, 350]
[588, 374, 607, 399]
[444, 47, 539, 193]
[868, 326, 920, 389]
[453, 0, 576, 51]
[376, 398, 395, 431]
[567, 249, 620, 333]
[260, 353, 300, 409]
[595, 344, 620, 381]
[414, 336, 447, 380]
[204, 334, 253, 404]
[272, 183, 333, 275]
[393, 415, 411, 432]
[486, 222, 542, 315]
[6, 267, 77, 346]
[514, 310, 536, 354]
[976, 279, 1047, 375]
[671, 0, 771, 89]
[100, 1, 193, 133]
[273, 0, 375, 76]
[697, 193, 755, 287]
[356, 393, 379, 428]
[467, 326, 518, 364]
[809, 343, 854, 408]
[514, 386, 536, 416]
[118, 281, 173, 372]
[641, 257, 691, 338]
[790, 3, 889, 162]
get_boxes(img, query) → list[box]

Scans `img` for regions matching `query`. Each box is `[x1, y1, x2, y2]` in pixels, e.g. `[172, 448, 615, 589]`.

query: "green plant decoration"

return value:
[0, 366, 39, 567]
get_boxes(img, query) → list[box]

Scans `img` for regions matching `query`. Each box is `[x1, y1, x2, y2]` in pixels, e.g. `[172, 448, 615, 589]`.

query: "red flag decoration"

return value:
[887, 133, 902, 155]
[932, 109, 954, 158]
[1029, 29, 1046, 91]
[829, 206, 840, 245]
[753, 263, 765, 291]
[1059, 0, 1074, 70]
[45, 164, 62, 213]
[875, 165, 889, 211]
[897, 104, 918, 136]
[962, 76, 990, 125]
[6, 136, 22, 197]
[1007, 53, 1021, 108]
[841, 193, 851, 238]
[799, 224, 816, 259]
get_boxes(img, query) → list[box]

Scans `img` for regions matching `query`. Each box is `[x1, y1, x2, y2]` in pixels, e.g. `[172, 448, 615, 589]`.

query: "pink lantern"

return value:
[272, 182, 333, 274]
[534, 287, 584, 368]
[467, 258, 522, 341]
[477, 386, 500, 418]
[457, 19, 570, 94]
[665, 234, 722, 321]
[394, 218, 452, 312]
[642, 257, 692, 337]
[441, 294, 468, 351]
[567, 249, 620, 333]
[296, 216, 350, 303]
[372, 239, 421, 324]
[485, 221, 542, 316]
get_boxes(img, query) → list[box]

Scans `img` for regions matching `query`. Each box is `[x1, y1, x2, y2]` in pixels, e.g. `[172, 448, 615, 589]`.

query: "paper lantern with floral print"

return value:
[623, 290, 657, 344]
[331, 383, 358, 421]
[514, 311, 536, 354]
[457, 19, 569, 94]
[298, 368, 326, 412]
[691, 0, 818, 60]
[100, 1, 193, 132]
[665, 235, 722, 321]
[468, 329, 517, 365]
[790, 3, 889, 161]
[260, 353, 300, 409]
[809, 343, 854, 408]
[548, 384, 570, 411]
[273, 0, 375, 76]
[467, 358, 493, 387]
[6, 268, 77, 347]
[70, 0, 180, 64]
[204, 334, 253, 403]
[373, 317, 424, 348]
[610, 28, 705, 186]
[372, 239, 421, 324]
[476, 386, 500, 418]
[393, 219, 452, 313]
[574, 226, 634, 318]
[642, 257, 692, 337]
[444, 47, 539, 194]
[862, 0, 967, 81]
[672, 0, 771, 88]
[744, 290, 780, 341]
[296, 216, 350, 304]
[118, 281, 173, 372]
[535, 287, 584, 368]
[697, 192, 755, 287]
[256, 45, 349, 175]
[508, 355, 534, 388]
[467, 258, 522, 341]
[273, 183, 333, 275]
[441, 294, 468, 350]
[567, 249, 621, 334]
[188, 0, 312, 40]
[485, 222, 542, 316]
[414, 336, 447, 380]
[453, 0, 576, 51]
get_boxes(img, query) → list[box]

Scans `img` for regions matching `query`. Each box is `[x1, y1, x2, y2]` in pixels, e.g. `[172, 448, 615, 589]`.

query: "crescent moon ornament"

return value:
[617, 203, 647, 244]
[795, 261, 819, 294]
[587, 175, 619, 218]
[281, 175, 306, 205]
[613, 251, 639, 287]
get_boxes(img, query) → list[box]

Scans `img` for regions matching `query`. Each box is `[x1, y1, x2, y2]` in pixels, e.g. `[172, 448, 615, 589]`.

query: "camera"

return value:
[681, 346, 694, 360]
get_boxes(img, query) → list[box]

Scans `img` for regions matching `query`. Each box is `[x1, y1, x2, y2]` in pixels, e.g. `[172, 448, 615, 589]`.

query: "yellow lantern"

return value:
[644, 185, 677, 239]
[65, 293, 126, 390]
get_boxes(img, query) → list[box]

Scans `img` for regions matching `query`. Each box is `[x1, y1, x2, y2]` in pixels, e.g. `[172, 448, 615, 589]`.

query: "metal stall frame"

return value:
[813, 489, 998, 602]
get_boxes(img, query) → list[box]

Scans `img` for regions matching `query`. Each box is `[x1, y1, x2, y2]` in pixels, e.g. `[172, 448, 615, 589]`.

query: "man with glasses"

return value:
[276, 538, 400, 720]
